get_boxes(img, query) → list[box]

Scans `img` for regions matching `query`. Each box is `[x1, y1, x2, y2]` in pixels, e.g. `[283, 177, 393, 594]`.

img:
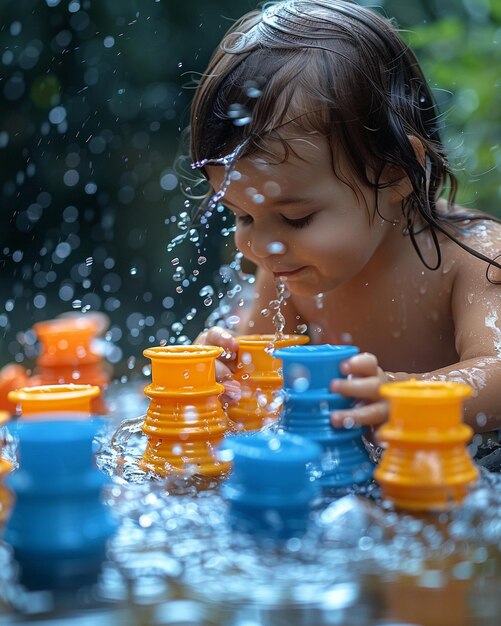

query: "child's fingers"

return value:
[195, 327, 239, 354]
[330, 375, 382, 400]
[220, 378, 242, 407]
[330, 400, 389, 427]
[340, 352, 379, 376]
[215, 359, 234, 383]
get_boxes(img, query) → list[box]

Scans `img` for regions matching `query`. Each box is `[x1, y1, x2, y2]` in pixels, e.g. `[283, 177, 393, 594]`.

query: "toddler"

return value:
[190, 0, 501, 434]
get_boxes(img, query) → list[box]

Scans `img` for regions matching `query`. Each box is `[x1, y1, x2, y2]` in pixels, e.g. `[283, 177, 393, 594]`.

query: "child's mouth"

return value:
[273, 266, 307, 278]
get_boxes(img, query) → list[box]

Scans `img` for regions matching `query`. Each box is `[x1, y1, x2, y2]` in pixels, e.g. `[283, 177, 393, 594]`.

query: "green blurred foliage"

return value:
[384, 0, 501, 213]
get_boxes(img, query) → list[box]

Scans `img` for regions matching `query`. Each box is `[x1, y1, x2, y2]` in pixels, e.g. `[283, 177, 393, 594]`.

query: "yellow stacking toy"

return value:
[33, 316, 110, 414]
[0, 411, 13, 527]
[226, 334, 309, 431]
[8, 384, 101, 418]
[141, 345, 231, 477]
[375, 380, 478, 511]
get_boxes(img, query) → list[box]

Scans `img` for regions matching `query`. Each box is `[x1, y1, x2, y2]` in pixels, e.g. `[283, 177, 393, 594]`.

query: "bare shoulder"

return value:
[438, 201, 500, 264]
[448, 211, 501, 286]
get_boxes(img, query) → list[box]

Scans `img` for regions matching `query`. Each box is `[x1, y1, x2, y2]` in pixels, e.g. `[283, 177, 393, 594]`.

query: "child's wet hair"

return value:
[190, 0, 500, 274]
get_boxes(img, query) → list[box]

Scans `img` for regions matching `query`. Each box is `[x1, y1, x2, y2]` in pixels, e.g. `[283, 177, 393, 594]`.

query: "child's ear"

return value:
[382, 135, 426, 202]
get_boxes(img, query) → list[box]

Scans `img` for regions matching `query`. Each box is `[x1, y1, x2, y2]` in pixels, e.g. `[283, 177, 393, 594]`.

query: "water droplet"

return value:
[292, 377, 310, 392]
[267, 241, 286, 254]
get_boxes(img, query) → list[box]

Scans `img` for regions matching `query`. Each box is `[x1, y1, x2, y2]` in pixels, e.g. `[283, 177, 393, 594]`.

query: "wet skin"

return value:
[201, 135, 501, 432]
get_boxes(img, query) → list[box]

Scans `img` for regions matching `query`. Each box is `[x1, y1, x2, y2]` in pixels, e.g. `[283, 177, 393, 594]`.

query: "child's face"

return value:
[206, 135, 401, 297]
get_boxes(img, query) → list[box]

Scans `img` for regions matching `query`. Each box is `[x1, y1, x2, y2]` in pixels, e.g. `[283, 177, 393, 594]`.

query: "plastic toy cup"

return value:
[33, 316, 109, 413]
[8, 384, 101, 418]
[375, 380, 478, 511]
[5, 418, 116, 589]
[275, 344, 374, 491]
[0, 364, 31, 414]
[141, 345, 231, 477]
[226, 334, 309, 431]
[278, 344, 359, 393]
[219, 431, 321, 538]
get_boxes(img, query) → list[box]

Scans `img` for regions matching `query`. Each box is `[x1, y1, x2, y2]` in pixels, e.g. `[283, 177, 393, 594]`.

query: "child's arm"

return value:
[330, 250, 501, 434]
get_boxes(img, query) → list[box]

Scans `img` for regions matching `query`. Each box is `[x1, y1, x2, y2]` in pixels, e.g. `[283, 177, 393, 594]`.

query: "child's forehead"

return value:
[205, 134, 351, 187]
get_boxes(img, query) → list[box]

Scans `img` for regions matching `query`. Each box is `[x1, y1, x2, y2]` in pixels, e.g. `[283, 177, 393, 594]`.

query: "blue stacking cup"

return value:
[5, 418, 116, 590]
[278, 344, 359, 394]
[219, 431, 321, 539]
[274, 344, 374, 491]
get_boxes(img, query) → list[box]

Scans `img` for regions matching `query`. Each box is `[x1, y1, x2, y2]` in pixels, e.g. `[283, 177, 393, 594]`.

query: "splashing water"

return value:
[191, 141, 249, 215]
[268, 278, 287, 339]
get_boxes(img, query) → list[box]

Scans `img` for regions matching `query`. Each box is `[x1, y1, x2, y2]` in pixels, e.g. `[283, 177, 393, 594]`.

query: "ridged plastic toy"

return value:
[8, 384, 100, 418]
[5, 418, 116, 589]
[141, 345, 231, 477]
[220, 430, 321, 538]
[226, 334, 309, 431]
[0, 365, 30, 414]
[275, 344, 374, 491]
[375, 380, 478, 511]
[33, 316, 109, 413]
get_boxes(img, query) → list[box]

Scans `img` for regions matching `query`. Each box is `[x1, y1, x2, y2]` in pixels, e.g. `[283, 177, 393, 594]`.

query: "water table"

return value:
[0, 341, 501, 626]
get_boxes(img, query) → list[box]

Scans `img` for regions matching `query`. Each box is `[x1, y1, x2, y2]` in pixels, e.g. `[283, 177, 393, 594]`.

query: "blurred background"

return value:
[0, 0, 500, 378]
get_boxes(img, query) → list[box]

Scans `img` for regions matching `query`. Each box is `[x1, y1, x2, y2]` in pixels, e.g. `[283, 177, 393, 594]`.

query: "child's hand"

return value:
[329, 352, 389, 428]
[194, 327, 241, 406]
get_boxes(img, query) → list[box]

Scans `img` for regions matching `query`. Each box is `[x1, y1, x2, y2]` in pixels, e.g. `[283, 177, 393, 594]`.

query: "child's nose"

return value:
[248, 237, 287, 258]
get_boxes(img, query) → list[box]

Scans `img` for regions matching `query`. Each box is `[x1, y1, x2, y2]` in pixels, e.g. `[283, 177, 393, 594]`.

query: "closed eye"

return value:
[235, 214, 253, 225]
[282, 214, 314, 229]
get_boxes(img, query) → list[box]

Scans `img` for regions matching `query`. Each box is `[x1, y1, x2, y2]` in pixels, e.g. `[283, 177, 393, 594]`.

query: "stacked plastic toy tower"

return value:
[226, 333, 309, 431]
[33, 316, 109, 413]
[275, 344, 374, 492]
[220, 430, 322, 538]
[141, 345, 231, 477]
[5, 418, 116, 589]
[375, 379, 478, 511]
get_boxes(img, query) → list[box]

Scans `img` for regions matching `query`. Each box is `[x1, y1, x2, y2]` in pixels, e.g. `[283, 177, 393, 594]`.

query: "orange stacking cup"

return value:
[0, 411, 14, 527]
[141, 345, 231, 477]
[374, 380, 478, 511]
[8, 384, 101, 418]
[33, 317, 109, 414]
[0, 364, 31, 414]
[226, 334, 310, 431]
